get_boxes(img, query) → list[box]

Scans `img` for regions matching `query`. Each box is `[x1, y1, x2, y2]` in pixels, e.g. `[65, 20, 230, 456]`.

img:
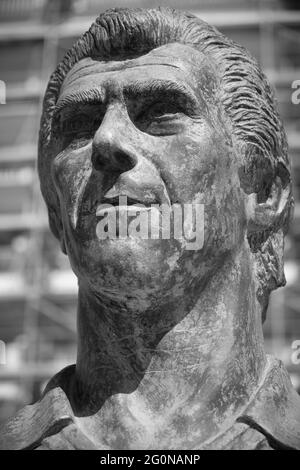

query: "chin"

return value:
[72, 235, 187, 302]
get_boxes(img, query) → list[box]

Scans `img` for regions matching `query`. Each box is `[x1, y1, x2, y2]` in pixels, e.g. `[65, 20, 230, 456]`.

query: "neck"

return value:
[72, 244, 267, 447]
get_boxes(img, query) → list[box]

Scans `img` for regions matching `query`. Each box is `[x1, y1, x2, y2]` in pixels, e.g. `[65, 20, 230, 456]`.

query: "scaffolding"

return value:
[0, 0, 299, 419]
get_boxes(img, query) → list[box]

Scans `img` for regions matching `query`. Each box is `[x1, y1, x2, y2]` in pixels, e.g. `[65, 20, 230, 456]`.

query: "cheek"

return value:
[164, 126, 246, 254]
[51, 146, 93, 218]
[160, 123, 238, 204]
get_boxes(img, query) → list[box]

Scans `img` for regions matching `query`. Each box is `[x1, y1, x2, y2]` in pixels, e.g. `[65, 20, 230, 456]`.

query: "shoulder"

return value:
[202, 356, 300, 450]
[238, 356, 300, 450]
[0, 365, 77, 450]
[1, 357, 300, 450]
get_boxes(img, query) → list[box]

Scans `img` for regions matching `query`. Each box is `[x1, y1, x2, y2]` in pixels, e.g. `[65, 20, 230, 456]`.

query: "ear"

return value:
[246, 170, 292, 245]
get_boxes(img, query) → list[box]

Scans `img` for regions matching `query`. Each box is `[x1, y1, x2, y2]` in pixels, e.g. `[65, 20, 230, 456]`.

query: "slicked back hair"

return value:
[38, 7, 293, 320]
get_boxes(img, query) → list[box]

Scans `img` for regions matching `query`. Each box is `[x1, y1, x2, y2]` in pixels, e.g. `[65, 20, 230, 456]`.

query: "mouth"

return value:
[96, 195, 153, 218]
[102, 195, 153, 207]
[95, 193, 163, 241]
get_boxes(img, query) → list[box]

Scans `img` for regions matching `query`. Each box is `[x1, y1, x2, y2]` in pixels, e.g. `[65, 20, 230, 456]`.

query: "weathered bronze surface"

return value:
[0, 7, 299, 450]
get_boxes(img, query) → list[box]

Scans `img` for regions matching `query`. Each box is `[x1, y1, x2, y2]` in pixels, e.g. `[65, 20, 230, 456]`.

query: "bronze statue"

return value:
[1, 7, 299, 450]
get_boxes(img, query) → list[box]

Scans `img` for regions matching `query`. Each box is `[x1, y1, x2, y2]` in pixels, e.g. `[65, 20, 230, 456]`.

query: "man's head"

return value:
[38, 7, 293, 318]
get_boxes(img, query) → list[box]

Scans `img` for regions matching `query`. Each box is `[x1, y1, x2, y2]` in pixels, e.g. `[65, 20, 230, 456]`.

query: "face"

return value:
[50, 43, 247, 310]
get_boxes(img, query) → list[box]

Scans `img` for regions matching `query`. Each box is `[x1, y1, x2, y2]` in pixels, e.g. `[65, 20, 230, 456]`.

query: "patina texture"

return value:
[0, 7, 299, 450]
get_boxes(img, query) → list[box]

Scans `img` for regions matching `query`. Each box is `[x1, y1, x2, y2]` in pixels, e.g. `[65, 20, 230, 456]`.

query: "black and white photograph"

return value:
[0, 0, 299, 454]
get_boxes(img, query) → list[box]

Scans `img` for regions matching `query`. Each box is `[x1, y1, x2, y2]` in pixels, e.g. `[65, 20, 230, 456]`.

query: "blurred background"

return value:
[0, 0, 299, 424]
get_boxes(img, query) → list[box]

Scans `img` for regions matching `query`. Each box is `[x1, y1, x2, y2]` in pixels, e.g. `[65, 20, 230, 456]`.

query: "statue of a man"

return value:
[1, 7, 300, 450]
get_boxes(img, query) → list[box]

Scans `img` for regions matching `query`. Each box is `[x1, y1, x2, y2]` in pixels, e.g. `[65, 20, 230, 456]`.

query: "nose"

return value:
[91, 105, 137, 175]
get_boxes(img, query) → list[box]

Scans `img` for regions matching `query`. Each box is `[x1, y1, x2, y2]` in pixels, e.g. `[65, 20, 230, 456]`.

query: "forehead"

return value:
[58, 43, 218, 103]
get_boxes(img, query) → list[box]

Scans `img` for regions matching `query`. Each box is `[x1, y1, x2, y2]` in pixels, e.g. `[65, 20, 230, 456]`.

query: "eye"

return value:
[142, 102, 182, 121]
[134, 101, 186, 136]
[55, 107, 104, 149]
[62, 113, 93, 136]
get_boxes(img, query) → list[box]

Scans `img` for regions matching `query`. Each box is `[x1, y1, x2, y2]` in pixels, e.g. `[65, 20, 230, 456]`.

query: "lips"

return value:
[96, 195, 152, 218]
[103, 183, 161, 205]
[95, 178, 171, 219]
[101, 195, 153, 207]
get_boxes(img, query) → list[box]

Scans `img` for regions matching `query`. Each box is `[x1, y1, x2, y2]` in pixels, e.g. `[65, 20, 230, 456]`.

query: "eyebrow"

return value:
[124, 79, 199, 107]
[55, 78, 199, 115]
[55, 87, 105, 115]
